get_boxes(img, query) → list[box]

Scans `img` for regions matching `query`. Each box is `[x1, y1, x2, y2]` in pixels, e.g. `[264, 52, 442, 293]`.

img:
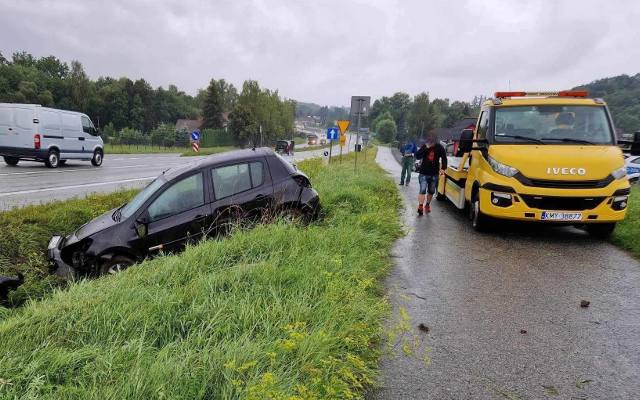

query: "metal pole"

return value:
[355, 100, 362, 172]
[328, 138, 333, 163]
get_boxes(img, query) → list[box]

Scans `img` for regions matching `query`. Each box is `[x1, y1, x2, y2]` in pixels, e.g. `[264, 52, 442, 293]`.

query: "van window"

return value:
[0, 109, 11, 126]
[14, 108, 33, 129]
[81, 116, 95, 135]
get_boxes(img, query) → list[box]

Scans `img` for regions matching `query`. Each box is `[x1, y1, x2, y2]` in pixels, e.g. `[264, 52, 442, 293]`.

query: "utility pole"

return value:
[355, 98, 362, 172]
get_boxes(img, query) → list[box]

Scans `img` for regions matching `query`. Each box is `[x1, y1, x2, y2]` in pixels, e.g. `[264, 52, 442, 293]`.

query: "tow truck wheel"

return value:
[436, 192, 446, 201]
[470, 198, 490, 232]
[585, 223, 616, 239]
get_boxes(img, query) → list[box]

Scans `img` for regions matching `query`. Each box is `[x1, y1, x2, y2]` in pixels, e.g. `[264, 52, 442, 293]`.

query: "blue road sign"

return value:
[191, 130, 200, 141]
[326, 127, 339, 140]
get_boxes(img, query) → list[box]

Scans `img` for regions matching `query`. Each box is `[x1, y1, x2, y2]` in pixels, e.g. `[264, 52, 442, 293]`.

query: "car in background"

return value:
[275, 139, 294, 155]
[307, 134, 318, 145]
[625, 154, 640, 183]
[48, 148, 320, 276]
[0, 103, 103, 168]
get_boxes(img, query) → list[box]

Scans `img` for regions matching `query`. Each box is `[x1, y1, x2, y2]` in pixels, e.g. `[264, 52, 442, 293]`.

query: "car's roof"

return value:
[162, 147, 275, 180]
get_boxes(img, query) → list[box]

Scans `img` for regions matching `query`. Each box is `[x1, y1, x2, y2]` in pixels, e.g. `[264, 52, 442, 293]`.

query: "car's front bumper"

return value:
[47, 236, 77, 279]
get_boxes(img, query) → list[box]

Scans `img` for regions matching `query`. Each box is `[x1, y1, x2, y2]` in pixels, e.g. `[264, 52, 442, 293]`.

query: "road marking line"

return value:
[0, 176, 155, 197]
[0, 163, 183, 177]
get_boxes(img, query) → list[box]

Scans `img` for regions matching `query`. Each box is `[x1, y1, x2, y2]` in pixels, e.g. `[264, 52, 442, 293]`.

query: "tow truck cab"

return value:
[437, 91, 630, 238]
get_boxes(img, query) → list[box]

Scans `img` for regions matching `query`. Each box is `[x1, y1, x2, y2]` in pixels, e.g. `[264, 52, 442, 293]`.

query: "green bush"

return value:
[201, 128, 236, 147]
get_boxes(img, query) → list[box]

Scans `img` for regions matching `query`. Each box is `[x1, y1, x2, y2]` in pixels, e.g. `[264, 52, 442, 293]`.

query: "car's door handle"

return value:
[78, 137, 85, 141]
[7, 127, 12, 131]
[194, 214, 208, 221]
[255, 194, 266, 200]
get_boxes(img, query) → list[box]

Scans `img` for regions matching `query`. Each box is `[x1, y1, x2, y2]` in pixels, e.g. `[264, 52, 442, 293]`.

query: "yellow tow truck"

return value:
[436, 90, 630, 238]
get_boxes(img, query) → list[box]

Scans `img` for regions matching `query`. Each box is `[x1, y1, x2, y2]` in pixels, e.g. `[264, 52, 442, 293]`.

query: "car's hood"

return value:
[488, 145, 625, 180]
[64, 208, 119, 246]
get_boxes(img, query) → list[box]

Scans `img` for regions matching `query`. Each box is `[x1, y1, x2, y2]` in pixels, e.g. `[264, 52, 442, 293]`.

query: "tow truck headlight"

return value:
[612, 166, 627, 180]
[488, 156, 519, 177]
[612, 195, 628, 211]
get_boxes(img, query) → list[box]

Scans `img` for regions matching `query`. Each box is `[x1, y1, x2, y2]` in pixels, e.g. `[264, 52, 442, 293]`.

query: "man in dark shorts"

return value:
[415, 134, 447, 215]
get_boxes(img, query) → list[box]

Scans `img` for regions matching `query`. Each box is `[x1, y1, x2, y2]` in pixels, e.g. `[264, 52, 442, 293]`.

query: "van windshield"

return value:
[119, 177, 166, 220]
[493, 105, 614, 145]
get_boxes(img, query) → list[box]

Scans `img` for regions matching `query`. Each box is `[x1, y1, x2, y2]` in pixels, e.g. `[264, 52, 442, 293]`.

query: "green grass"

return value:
[0, 149, 403, 399]
[612, 185, 640, 257]
[0, 191, 138, 306]
[181, 146, 236, 157]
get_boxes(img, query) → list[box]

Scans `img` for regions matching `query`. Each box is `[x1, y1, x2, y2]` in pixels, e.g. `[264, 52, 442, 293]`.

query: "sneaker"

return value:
[425, 204, 431, 213]
[417, 205, 424, 216]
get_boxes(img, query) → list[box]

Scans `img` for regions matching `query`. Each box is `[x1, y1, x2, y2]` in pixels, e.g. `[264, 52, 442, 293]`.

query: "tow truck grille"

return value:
[520, 195, 605, 211]
[514, 173, 613, 189]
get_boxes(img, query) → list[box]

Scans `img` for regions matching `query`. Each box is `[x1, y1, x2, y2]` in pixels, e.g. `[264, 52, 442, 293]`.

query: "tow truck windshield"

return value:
[493, 105, 614, 145]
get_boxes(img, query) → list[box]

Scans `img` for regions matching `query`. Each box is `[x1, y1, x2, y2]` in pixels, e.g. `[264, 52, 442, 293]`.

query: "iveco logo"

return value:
[547, 167, 587, 176]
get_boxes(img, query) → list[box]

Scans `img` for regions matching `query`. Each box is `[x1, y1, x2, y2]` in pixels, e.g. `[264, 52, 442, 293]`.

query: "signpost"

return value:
[326, 127, 339, 163]
[191, 130, 201, 153]
[337, 120, 350, 164]
[350, 96, 371, 171]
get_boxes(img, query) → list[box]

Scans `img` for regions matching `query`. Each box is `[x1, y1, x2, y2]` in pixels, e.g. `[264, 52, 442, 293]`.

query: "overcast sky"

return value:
[1, 0, 639, 106]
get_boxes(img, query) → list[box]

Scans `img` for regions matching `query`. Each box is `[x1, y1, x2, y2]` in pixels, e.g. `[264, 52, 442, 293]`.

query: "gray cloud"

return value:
[1, 0, 639, 105]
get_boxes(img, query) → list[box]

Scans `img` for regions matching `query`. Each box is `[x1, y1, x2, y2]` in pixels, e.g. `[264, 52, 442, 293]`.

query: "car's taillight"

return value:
[34, 134, 41, 149]
[293, 175, 311, 188]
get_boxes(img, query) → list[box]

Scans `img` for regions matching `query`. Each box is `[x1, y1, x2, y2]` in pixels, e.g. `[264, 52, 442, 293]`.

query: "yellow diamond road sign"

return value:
[337, 120, 350, 135]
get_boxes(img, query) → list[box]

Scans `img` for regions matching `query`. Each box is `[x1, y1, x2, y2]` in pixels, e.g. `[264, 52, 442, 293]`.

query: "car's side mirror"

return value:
[135, 213, 150, 237]
[458, 130, 474, 154]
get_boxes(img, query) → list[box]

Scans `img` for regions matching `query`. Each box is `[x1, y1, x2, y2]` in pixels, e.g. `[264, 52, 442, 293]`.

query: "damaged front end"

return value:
[47, 235, 96, 279]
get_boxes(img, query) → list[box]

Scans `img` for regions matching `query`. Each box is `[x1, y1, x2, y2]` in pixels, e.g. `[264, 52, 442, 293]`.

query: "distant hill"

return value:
[573, 73, 640, 133]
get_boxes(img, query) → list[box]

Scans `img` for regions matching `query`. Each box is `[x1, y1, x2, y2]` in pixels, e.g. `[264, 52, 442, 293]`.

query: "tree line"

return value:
[0, 51, 296, 147]
[369, 92, 485, 143]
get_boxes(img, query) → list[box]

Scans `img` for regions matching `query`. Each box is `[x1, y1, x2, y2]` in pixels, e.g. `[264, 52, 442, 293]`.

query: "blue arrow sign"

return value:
[191, 130, 200, 141]
[326, 127, 339, 140]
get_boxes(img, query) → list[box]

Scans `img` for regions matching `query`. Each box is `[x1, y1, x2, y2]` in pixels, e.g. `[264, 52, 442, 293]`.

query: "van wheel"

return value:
[99, 255, 134, 276]
[3, 156, 19, 166]
[470, 197, 490, 232]
[586, 223, 616, 239]
[44, 149, 60, 168]
[91, 149, 103, 167]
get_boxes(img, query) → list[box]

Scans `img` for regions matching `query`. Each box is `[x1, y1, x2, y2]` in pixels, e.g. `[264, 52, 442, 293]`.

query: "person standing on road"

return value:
[399, 140, 417, 186]
[415, 134, 447, 215]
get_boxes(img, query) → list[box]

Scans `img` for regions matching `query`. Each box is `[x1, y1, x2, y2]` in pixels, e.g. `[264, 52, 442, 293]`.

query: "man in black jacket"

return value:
[415, 134, 447, 215]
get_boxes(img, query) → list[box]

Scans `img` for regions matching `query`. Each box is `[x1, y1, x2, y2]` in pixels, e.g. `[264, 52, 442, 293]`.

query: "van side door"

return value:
[12, 106, 35, 149]
[40, 108, 64, 156]
[60, 112, 82, 158]
[81, 115, 100, 156]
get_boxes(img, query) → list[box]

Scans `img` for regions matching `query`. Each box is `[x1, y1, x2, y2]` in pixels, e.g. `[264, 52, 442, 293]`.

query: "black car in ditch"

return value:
[48, 148, 320, 276]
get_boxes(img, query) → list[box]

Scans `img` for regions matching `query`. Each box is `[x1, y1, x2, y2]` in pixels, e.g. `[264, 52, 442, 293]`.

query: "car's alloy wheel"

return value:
[281, 208, 305, 224]
[45, 150, 59, 168]
[99, 256, 134, 276]
[91, 150, 103, 167]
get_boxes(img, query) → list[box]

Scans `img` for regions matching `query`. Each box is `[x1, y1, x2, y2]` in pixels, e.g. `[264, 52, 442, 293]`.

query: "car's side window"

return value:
[212, 163, 252, 199]
[250, 161, 264, 187]
[147, 173, 204, 222]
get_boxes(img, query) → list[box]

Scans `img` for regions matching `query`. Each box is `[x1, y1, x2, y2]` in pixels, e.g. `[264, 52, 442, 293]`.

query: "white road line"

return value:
[0, 176, 155, 197]
[0, 163, 183, 177]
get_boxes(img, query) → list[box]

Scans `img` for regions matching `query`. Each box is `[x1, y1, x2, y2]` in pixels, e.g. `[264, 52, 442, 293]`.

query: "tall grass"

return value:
[0, 149, 402, 399]
[612, 185, 640, 257]
[105, 144, 188, 154]
[0, 191, 138, 306]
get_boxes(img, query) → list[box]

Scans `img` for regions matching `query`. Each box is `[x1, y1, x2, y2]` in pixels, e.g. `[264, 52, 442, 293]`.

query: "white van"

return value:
[0, 103, 104, 168]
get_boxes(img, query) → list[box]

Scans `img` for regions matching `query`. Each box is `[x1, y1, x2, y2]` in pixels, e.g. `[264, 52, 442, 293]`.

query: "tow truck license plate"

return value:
[541, 211, 582, 221]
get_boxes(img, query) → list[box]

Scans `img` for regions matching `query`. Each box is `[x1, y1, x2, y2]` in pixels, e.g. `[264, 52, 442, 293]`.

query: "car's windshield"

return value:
[119, 177, 166, 220]
[494, 105, 613, 145]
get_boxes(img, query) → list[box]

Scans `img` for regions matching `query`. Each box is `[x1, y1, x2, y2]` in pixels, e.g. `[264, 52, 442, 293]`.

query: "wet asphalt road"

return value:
[372, 147, 640, 400]
[0, 141, 351, 210]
